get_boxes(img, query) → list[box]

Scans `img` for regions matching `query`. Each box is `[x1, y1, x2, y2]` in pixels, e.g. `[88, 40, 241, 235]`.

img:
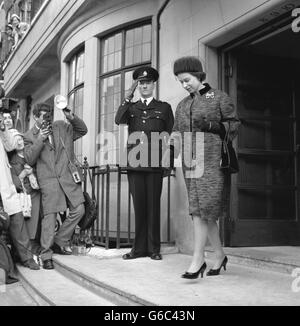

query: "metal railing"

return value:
[82, 158, 175, 249]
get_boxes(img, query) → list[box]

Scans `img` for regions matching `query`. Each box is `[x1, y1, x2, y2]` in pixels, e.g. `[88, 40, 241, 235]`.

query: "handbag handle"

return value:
[20, 179, 28, 195]
[60, 137, 73, 166]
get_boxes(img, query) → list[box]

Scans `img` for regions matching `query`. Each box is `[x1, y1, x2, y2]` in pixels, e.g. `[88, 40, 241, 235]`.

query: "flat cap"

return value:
[133, 66, 159, 82]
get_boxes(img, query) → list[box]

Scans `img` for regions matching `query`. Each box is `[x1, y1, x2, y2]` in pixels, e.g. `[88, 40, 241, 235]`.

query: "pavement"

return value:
[0, 282, 37, 306]
[11, 246, 300, 306]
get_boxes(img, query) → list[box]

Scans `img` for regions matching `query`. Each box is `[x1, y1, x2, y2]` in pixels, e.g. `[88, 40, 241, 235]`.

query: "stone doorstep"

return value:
[87, 245, 299, 275]
[53, 258, 153, 306]
[205, 247, 300, 275]
[16, 264, 116, 306]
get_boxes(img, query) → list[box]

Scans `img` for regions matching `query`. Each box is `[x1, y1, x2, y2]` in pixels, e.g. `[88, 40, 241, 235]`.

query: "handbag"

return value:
[19, 182, 32, 219]
[220, 122, 239, 174]
[78, 163, 97, 230]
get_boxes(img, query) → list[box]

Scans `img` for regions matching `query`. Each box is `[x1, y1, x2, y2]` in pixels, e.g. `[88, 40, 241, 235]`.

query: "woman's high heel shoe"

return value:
[206, 256, 228, 276]
[181, 262, 207, 279]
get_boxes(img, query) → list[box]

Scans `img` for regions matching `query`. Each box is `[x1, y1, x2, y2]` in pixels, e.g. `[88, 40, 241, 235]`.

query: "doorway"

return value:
[222, 23, 300, 246]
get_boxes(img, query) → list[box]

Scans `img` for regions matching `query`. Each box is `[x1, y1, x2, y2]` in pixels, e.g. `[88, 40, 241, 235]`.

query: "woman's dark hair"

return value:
[173, 56, 206, 82]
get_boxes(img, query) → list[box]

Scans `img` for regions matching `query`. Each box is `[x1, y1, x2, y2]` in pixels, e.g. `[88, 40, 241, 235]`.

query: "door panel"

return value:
[226, 50, 300, 246]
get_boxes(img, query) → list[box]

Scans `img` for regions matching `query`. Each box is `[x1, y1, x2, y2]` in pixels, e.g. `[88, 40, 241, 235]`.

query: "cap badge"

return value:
[143, 71, 147, 76]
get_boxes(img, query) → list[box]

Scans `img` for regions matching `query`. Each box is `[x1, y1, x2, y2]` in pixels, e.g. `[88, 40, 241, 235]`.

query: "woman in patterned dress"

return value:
[166, 56, 239, 279]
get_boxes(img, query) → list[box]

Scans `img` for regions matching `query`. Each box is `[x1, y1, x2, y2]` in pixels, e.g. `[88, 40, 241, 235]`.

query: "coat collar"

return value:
[190, 83, 211, 98]
[136, 98, 157, 110]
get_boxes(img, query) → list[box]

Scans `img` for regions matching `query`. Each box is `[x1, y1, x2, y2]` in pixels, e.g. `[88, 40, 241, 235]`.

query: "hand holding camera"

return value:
[40, 112, 53, 141]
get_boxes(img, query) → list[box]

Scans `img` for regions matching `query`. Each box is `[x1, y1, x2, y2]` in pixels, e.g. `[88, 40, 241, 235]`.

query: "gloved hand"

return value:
[193, 114, 225, 137]
[125, 81, 138, 101]
[193, 116, 210, 131]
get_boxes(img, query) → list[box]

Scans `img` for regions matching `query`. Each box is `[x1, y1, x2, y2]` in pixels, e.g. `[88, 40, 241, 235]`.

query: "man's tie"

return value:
[143, 99, 147, 106]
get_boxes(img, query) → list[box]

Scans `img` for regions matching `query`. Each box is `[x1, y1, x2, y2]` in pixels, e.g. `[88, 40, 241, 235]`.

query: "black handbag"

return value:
[78, 165, 97, 230]
[220, 123, 239, 174]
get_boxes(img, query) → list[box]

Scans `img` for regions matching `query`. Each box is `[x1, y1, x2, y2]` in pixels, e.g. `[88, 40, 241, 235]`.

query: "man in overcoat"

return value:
[115, 67, 174, 260]
[24, 103, 87, 269]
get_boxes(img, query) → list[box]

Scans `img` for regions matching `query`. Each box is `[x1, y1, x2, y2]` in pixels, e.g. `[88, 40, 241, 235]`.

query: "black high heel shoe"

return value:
[181, 262, 207, 279]
[206, 256, 228, 276]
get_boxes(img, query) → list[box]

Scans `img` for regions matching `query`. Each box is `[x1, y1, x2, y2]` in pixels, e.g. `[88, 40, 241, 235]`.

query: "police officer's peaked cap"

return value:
[133, 67, 159, 82]
[173, 56, 204, 75]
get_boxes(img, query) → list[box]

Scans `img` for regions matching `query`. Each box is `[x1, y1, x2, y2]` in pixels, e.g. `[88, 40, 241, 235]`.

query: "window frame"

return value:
[98, 20, 152, 134]
[67, 49, 85, 160]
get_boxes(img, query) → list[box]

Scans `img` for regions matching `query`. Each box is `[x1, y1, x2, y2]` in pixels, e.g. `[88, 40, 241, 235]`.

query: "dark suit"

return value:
[115, 98, 174, 255]
[24, 115, 88, 260]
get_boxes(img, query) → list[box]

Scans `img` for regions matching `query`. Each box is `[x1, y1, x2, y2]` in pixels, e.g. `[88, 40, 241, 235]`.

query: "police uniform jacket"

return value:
[115, 98, 174, 171]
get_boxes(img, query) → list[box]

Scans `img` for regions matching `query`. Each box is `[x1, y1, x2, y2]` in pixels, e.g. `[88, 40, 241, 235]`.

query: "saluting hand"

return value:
[125, 80, 138, 101]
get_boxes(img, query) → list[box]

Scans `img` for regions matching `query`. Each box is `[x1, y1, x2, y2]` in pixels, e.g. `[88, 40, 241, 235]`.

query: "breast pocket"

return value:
[148, 112, 165, 132]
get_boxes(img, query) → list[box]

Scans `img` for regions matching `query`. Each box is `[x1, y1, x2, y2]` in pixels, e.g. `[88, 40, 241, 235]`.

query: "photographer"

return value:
[24, 102, 88, 270]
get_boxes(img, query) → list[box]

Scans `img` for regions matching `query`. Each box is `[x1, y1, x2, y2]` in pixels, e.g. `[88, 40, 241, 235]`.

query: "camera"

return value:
[41, 112, 53, 132]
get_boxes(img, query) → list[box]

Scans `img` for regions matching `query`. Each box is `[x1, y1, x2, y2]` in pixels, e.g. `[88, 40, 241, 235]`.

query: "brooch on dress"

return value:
[206, 91, 215, 99]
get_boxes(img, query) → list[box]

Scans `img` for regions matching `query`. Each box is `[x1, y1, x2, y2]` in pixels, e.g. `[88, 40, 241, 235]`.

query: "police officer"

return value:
[115, 67, 174, 260]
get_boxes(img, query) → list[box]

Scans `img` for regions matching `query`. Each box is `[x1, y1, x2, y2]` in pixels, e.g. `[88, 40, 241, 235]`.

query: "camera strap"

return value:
[59, 137, 73, 165]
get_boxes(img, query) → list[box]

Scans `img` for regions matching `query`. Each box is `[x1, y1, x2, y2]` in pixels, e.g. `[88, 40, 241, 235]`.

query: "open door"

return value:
[223, 27, 300, 246]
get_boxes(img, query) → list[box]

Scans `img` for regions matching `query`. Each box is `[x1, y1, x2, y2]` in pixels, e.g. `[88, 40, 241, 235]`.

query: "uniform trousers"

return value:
[40, 198, 84, 261]
[127, 170, 163, 255]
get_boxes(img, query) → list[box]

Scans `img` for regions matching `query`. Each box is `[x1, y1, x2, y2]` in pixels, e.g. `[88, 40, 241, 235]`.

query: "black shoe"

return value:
[150, 253, 162, 260]
[6, 276, 19, 284]
[182, 262, 207, 279]
[23, 258, 40, 270]
[206, 256, 228, 276]
[122, 252, 147, 260]
[43, 259, 54, 270]
[52, 243, 72, 255]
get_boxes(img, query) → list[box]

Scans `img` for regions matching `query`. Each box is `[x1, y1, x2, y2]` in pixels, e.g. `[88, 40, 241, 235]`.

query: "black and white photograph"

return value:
[0, 0, 300, 310]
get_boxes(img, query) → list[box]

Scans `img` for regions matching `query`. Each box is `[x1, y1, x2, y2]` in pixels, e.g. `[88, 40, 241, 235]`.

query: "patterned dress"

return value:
[172, 83, 239, 220]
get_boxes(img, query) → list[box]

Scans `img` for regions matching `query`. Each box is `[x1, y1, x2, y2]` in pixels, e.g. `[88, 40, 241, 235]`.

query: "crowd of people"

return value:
[3, 14, 30, 60]
[0, 100, 87, 284]
[1, 55, 240, 286]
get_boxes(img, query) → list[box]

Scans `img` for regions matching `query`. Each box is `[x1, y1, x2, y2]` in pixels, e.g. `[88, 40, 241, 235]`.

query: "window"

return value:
[68, 50, 85, 161]
[98, 23, 152, 165]
[18, 0, 32, 24]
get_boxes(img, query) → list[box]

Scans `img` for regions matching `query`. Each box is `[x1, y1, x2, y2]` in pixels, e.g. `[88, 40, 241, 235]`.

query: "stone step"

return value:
[17, 264, 116, 306]
[52, 253, 299, 306]
[53, 255, 153, 306]
[205, 246, 300, 275]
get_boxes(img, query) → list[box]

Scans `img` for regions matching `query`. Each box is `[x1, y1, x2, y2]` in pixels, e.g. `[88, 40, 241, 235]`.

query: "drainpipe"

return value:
[156, 0, 170, 99]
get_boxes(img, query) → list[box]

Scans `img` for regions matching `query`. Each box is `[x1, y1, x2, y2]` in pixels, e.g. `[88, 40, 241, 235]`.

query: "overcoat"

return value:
[23, 115, 88, 215]
[172, 83, 240, 220]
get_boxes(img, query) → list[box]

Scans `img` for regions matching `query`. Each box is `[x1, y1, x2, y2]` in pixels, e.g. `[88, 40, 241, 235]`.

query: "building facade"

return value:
[2, 0, 300, 253]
